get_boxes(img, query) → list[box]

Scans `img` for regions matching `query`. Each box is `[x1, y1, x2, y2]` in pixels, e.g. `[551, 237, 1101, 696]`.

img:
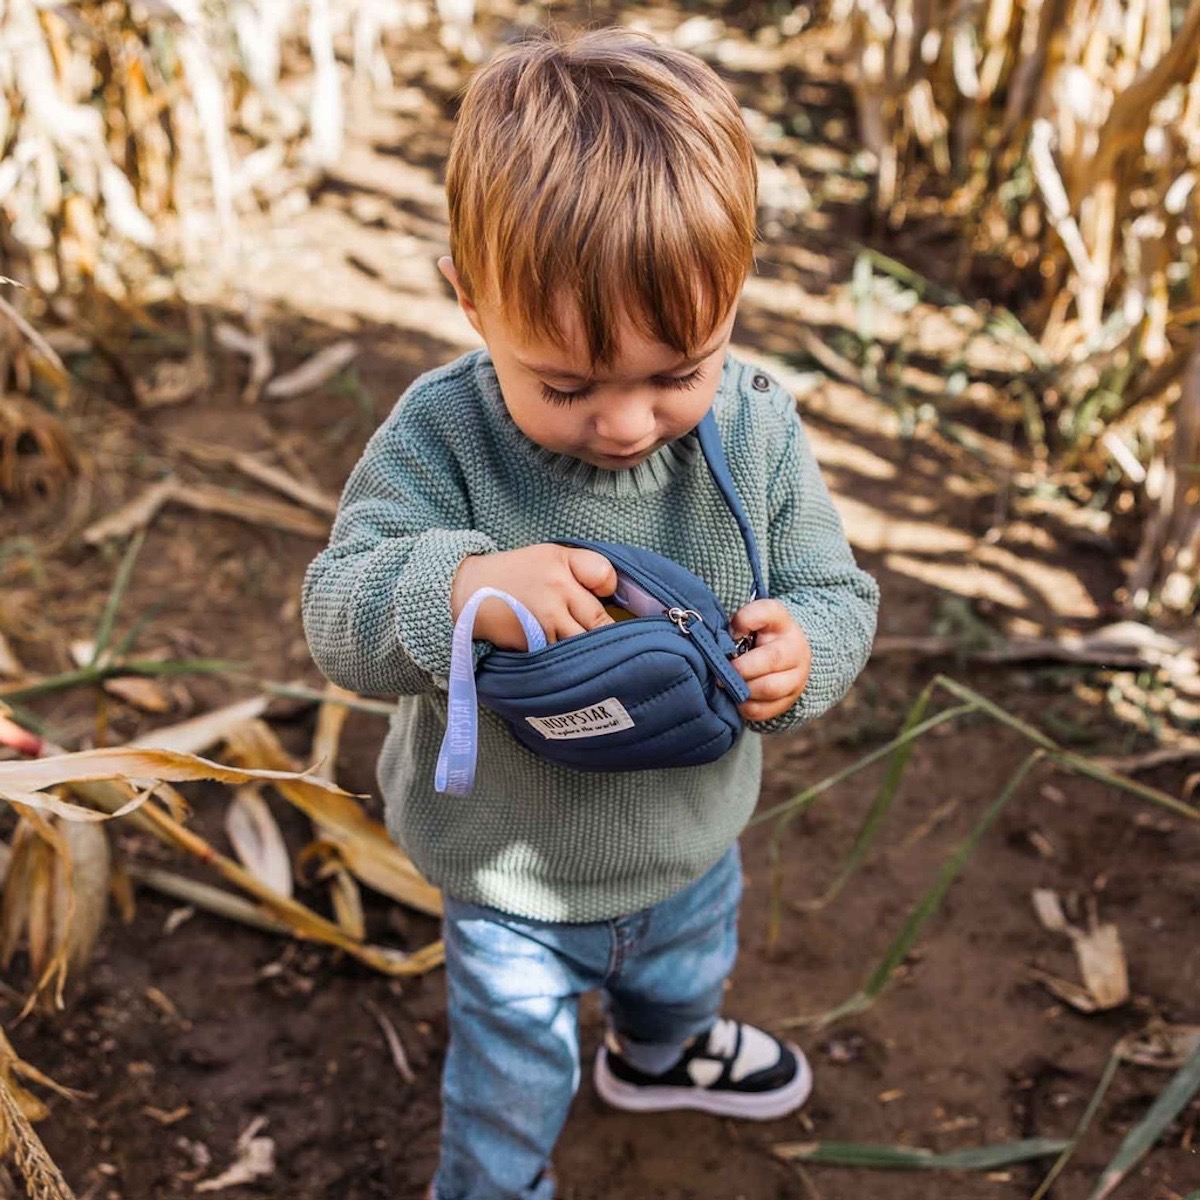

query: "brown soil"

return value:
[3, 8, 1198, 1200]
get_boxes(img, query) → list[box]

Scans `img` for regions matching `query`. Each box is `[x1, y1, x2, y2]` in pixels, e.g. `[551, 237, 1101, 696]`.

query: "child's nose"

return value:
[592, 397, 656, 446]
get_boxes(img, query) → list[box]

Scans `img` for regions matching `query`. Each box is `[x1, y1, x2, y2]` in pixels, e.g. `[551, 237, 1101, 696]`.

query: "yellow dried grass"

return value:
[837, 0, 1200, 613]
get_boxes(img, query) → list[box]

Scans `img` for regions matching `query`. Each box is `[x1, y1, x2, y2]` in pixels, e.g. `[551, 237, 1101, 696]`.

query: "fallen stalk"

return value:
[0, 658, 241, 704]
[774, 1136, 1069, 1172]
[72, 777, 442, 977]
[767, 675, 1198, 1027]
[126, 865, 293, 936]
[780, 752, 1043, 1029]
[1031, 1041, 1125, 1200]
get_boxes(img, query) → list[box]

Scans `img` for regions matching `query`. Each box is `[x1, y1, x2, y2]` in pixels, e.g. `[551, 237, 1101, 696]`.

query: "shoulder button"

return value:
[751, 372, 771, 392]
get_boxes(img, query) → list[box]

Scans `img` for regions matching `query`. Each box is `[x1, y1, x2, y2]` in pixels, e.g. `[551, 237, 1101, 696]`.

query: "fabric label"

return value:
[526, 697, 634, 740]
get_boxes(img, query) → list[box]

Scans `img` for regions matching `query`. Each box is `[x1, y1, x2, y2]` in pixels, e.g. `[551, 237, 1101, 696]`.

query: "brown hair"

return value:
[445, 28, 757, 365]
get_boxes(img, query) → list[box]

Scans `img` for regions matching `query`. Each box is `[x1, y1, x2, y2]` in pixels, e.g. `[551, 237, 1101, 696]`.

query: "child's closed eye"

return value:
[539, 367, 705, 406]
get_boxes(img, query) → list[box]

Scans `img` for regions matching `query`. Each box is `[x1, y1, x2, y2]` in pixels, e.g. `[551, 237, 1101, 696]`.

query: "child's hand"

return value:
[452, 545, 619, 649]
[729, 600, 812, 722]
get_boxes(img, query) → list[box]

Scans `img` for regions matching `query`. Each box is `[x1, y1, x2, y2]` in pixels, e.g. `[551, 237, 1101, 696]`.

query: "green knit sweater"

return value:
[302, 350, 878, 921]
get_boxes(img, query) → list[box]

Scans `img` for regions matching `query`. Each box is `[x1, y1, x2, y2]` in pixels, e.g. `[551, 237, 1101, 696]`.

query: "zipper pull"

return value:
[669, 610, 751, 703]
[667, 607, 701, 633]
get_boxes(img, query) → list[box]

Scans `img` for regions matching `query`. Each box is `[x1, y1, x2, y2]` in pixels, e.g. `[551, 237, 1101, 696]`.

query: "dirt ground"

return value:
[3, 6, 1199, 1200]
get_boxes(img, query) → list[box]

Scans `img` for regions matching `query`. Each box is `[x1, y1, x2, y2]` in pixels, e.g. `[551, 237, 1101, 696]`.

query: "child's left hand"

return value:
[729, 600, 812, 722]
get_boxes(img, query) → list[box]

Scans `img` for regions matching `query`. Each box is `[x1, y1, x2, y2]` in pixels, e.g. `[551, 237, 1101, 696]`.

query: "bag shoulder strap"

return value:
[696, 409, 767, 602]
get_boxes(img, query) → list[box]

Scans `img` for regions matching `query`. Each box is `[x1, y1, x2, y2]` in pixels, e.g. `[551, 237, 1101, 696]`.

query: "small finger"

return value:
[547, 613, 591, 643]
[567, 548, 619, 598]
[743, 670, 803, 704]
[738, 697, 793, 722]
[567, 591, 614, 634]
[732, 641, 791, 681]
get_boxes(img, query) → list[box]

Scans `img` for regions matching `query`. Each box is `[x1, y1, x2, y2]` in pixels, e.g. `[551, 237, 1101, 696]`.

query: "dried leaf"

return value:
[326, 862, 364, 939]
[0, 744, 351, 811]
[1031, 892, 1129, 1010]
[170, 439, 338, 515]
[265, 340, 358, 399]
[102, 676, 173, 713]
[0, 397, 77, 502]
[195, 1117, 274, 1193]
[1119, 1025, 1200, 1070]
[128, 865, 290, 936]
[224, 787, 293, 897]
[311, 685, 355, 783]
[1032, 888, 1069, 932]
[0, 292, 67, 387]
[223, 721, 442, 917]
[0, 635, 25, 681]
[1072, 924, 1129, 1010]
[56, 821, 109, 976]
[214, 321, 272, 403]
[129, 697, 269, 755]
[364, 1000, 416, 1084]
[67, 775, 442, 978]
[82, 478, 176, 546]
[170, 482, 329, 538]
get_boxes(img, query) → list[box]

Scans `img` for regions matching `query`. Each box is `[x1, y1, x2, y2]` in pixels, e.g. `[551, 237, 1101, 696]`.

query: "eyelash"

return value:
[539, 367, 705, 406]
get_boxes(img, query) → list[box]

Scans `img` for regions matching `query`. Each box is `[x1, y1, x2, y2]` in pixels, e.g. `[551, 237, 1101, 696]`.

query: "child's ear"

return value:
[438, 256, 484, 336]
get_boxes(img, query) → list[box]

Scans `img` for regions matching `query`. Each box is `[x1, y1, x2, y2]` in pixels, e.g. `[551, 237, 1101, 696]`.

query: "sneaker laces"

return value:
[707, 1018, 739, 1060]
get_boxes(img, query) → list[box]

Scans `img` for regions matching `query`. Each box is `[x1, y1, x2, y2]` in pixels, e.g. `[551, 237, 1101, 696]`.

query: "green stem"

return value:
[934, 675, 1058, 750]
[90, 528, 147, 666]
[1031, 1044, 1123, 1200]
[752, 703, 975, 827]
[760, 702, 973, 950]
[250, 680, 399, 718]
[783, 751, 1043, 1029]
[804, 680, 938, 912]
[934, 677, 1198, 821]
[0, 659, 240, 703]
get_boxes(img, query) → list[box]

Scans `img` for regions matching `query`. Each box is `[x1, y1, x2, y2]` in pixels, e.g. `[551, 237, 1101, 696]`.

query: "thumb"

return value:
[566, 548, 618, 597]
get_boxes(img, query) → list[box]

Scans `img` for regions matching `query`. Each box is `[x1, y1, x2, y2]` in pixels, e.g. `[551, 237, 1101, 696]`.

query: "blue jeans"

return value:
[433, 845, 743, 1200]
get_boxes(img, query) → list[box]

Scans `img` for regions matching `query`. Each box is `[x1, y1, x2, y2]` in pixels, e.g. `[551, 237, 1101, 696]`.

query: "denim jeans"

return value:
[433, 845, 743, 1200]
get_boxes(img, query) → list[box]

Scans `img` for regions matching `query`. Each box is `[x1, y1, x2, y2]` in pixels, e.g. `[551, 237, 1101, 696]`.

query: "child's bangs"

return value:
[489, 188, 751, 367]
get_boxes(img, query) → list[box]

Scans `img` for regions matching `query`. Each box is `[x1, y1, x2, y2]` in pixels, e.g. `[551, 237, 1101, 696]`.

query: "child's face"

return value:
[440, 258, 735, 470]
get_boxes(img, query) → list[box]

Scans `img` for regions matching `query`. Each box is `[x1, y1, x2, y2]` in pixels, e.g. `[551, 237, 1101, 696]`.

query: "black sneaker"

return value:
[593, 1017, 812, 1120]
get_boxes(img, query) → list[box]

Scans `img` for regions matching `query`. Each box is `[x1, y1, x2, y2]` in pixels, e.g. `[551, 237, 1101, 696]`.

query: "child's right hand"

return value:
[451, 545, 618, 649]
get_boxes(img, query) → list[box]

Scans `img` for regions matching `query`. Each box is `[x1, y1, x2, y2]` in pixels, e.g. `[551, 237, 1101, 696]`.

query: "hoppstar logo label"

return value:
[526, 697, 635, 740]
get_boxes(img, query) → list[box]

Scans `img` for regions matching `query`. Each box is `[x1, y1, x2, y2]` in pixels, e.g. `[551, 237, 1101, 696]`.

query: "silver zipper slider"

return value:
[667, 607, 701, 633]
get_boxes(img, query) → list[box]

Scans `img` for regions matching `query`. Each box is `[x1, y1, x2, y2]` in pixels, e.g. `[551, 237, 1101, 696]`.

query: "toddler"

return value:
[303, 27, 879, 1200]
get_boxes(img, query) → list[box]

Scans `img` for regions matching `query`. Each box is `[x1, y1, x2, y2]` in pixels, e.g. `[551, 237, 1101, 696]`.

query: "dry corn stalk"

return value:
[0, 1, 434, 301]
[0, 1029, 78, 1200]
[835, 0, 1200, 615]
[0, 398, 77, 503]
[0, 816, 110, 1014]
[0, 1076, 76, 1200]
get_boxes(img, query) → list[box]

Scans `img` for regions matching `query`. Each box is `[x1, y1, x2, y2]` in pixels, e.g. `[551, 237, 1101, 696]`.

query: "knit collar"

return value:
[471, 351, 737, 497]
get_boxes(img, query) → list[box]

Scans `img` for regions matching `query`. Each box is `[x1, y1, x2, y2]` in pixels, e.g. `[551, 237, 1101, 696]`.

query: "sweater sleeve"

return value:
[301, 411, 497, 697]
[746, 410, 879, 734]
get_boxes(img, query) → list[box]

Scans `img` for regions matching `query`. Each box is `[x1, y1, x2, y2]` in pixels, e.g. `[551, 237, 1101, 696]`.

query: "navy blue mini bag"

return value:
[435, 411, 766, 795]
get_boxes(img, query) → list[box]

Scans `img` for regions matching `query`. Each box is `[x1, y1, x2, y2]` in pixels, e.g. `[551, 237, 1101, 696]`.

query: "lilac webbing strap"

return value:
[435, 587, 547, 796]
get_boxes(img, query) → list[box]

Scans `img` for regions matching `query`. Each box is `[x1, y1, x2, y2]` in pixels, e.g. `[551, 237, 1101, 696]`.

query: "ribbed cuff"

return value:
[394, 529, 499, 681]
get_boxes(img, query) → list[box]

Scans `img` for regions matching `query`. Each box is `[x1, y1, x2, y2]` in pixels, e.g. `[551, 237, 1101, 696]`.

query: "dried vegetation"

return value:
[0, 1, 1198, 1196]
[840, 0, 1200, 617]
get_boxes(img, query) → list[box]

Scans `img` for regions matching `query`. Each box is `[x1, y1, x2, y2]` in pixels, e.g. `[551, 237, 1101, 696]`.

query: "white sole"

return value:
[592, 1044, 813, 1121]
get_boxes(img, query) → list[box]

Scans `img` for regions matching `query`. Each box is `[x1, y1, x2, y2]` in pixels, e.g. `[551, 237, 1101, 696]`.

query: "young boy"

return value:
[303, 28, 878, 1200]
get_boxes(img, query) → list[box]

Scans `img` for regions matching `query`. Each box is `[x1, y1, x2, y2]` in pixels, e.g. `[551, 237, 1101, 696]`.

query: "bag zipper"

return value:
[599, 549, 750, 703]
